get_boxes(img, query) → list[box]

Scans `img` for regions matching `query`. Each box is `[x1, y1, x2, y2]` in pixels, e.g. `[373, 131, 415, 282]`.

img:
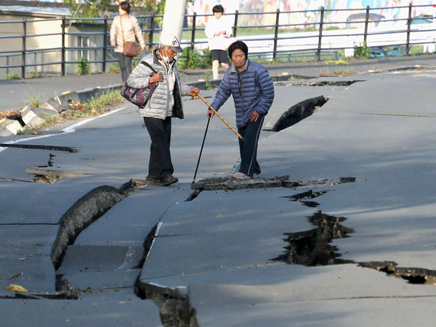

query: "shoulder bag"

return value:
[120, 61, 158, 108]
[120, 16, 138, 57]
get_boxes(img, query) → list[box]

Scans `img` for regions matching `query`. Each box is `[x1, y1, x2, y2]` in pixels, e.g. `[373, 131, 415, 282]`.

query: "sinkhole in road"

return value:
[274, 208, 436, 285]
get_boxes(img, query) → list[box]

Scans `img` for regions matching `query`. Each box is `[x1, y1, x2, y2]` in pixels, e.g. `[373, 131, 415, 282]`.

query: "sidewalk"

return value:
[2, 54, 436, 113]
[2, 54, 436, 137]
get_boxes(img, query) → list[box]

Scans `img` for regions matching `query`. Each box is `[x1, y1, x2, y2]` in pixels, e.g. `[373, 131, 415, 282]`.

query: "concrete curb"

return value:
[0, 84, 123, 137]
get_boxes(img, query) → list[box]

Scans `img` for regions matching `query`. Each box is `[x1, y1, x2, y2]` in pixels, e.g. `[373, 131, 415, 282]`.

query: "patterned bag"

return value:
[120, 61, 158, 108]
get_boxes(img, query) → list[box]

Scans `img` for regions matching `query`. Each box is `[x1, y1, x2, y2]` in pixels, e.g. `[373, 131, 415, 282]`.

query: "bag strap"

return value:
[141, 61, 157, 74]
[120, 16, 125, 44]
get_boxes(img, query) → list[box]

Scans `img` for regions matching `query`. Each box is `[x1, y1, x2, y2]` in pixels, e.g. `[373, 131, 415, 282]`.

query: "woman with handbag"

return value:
[110, 1, 145, 82]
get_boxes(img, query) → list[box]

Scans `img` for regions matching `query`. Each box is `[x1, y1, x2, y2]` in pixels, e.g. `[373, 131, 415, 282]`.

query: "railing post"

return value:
[233, 10, 239, 37]
[149, 13, 155, 50]
[103, 17, 107, 73]
[317, 6, 324, 61]
[62, 16, 66, 76]
[22, 18, 26, 79]
[273, 9, 280, 61]
[191, 12, 196, 50]
[364, 5, 370, 44]
[406, 1, 412, 56]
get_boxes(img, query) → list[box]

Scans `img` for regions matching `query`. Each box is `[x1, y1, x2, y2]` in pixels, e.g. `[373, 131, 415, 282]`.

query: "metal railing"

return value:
[1, 3, 435, 79]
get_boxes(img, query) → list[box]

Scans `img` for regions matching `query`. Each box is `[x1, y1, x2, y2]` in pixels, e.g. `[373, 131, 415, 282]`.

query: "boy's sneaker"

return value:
[232, 172, 252, 179]
[160, 174, 178, 186]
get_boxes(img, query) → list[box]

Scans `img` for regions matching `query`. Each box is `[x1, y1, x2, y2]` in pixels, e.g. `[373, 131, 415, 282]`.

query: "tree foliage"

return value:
[64, 0, 158, 18]
[64, 0, 195, 18]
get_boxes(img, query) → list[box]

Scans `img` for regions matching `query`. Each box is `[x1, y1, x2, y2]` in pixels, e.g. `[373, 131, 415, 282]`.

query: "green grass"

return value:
[20, 90, 125, 135]
[5, 70, 20, 80]
[27, 93, 40, 108]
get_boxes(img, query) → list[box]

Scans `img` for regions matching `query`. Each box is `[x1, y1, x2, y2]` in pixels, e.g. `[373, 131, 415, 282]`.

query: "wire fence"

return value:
[1, 3, 435, 79]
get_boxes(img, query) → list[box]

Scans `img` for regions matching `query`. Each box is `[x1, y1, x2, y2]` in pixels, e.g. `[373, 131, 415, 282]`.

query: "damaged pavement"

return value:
[1, 60, 436, 326]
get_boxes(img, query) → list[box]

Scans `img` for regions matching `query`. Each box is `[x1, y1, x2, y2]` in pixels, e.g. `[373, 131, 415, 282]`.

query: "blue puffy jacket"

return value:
[210, 59, 274, 128]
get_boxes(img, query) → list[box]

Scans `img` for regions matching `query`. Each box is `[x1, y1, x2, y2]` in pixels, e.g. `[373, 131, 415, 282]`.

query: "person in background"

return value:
[205, 4, 232, 80]
[207, 41, 274, 180]
[110, 1, 145, 83]
[127, 34, 200, 186]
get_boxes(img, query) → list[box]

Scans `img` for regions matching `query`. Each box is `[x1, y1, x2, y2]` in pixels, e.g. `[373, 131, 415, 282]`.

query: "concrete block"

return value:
[40, 91, 83, 113]
[30, 105, 58, 118]
[0, 118, 23, 137]
[77, 87, 99, 104]
[20, 106, 45, 128]
[95, 85, 122, 97]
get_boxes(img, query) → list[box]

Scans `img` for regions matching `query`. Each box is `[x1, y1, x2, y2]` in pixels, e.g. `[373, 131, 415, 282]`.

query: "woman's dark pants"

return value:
[118, 53, 133, 83]
[237, 115, 264, 177]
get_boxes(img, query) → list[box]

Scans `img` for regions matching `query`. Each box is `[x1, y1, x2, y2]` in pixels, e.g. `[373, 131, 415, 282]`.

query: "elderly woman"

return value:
[127, 34, 200, 186]
[208, 41, 274, 180]
[110, 1, 145, 82]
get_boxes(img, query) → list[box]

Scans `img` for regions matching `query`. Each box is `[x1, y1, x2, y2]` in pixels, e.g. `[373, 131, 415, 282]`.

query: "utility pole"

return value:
[161, 0, 187, 42]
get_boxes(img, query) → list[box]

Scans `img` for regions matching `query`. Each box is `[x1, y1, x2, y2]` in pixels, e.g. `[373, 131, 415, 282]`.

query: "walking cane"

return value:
[192, 117, 211, 184]
[195, 94, 244, 141]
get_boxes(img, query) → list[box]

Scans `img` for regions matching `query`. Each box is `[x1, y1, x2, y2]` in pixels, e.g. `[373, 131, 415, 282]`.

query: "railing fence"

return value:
[1, 3, 435, 79]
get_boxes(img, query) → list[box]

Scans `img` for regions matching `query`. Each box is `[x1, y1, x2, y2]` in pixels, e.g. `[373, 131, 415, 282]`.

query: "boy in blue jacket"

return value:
[208, 41, 275, 179]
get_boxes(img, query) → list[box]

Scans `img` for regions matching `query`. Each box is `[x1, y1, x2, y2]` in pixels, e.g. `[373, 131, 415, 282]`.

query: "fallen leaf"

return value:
[6, 284, 28, 293]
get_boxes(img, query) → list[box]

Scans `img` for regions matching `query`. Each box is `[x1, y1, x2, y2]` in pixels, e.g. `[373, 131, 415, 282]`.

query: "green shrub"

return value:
[75, 57, 91, 75]
[179, 47, 204, 69]
[109, 63, 121, 74]
[354, 42, 371, 58]
[202, 48, 213, 67]
[204, 72, 211, 90]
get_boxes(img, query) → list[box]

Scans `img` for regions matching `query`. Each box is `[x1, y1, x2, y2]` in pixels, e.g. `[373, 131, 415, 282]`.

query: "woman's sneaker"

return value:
[232, 172, 252, 179]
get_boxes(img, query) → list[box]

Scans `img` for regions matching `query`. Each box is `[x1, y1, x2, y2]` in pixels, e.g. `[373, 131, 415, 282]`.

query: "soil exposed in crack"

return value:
[279, 80, 360, 87]
[134, 223, 199, 327]
[273, 210, 354, 266]
[191, 175, 290, 191]
[136, 286, 198, 327]
[359, 261, 436, 286]
[274, 210, 436, 285]
[281, 189, 327, 207]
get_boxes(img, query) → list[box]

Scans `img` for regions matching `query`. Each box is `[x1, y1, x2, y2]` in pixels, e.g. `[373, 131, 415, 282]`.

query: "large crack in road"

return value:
[274, 205, 436, 286]
[11, 87, 432, 327]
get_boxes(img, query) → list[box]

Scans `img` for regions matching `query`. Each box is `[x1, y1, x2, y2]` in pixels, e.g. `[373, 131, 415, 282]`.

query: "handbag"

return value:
[120, 61, 158, 108]
[120, 16, 138, 57]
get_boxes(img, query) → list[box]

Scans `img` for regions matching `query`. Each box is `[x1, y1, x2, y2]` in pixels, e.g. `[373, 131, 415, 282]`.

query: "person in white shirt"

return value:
[205, 5, 233, 80]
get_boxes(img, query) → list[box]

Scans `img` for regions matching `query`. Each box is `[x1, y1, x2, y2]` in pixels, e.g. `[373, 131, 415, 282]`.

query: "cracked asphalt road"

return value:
[1, 56, 436, 326]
